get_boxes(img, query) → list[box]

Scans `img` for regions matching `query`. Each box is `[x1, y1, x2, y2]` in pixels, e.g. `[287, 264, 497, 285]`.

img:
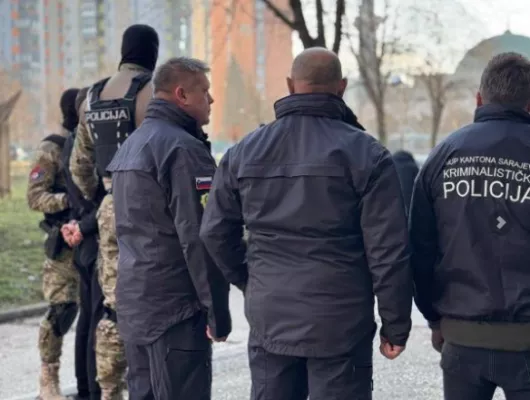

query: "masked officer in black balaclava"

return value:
[69, 24, 159, 400]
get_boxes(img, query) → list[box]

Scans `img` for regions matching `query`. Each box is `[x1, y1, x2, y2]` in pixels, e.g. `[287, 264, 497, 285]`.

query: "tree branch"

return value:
[289, 0, 317, 47]
[261, 0, 296, 29]
[315, 0, 325, 46]
[332, 0, 345, 53]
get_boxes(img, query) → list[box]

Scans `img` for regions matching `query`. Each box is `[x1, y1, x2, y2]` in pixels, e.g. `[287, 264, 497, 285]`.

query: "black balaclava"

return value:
[119, 24, 159, 72]
[60, 88, 80, 132]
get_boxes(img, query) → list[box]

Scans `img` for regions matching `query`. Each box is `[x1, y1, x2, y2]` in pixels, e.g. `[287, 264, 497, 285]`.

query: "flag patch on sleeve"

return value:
[195, 176, 213, 191]
[30, 165, 44, 182]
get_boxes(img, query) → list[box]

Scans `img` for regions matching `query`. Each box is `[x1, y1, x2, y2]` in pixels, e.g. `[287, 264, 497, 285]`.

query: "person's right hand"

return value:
[206, 325, 228, 342]
[70, 223, 83, 246]
[379, 336, 405, 360]
[431, 329, 444, 353]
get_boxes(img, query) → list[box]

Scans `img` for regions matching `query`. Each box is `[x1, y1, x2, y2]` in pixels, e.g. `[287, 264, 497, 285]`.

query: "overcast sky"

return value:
[466, 0, 530, 37]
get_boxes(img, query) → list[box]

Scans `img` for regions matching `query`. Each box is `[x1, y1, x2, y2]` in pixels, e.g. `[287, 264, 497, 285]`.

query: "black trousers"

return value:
[442, 342, 530, 400]
[248, 333, 373, 400]
[124, 313, 212, 400]
[75, 250, 105, 400]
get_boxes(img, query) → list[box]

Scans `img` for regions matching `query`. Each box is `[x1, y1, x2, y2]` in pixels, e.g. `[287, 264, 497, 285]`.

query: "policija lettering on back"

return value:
[443, 156, 530, 203]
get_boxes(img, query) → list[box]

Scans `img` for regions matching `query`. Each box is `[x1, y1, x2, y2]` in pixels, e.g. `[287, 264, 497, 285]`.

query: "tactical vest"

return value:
[42, 134, 71, 224]
[85, 72, 152, 177]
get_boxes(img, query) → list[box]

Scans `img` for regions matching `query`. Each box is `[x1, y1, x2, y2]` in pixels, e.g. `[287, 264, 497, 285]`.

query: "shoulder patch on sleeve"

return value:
[195, 176, 212, 191]
[29, 165, 45, 182]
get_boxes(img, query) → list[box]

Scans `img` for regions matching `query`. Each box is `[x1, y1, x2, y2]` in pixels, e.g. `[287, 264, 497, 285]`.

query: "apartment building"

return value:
[131, 0, 192, 62]
[210, 0, 293, 140]
[1, 0, 292, 140]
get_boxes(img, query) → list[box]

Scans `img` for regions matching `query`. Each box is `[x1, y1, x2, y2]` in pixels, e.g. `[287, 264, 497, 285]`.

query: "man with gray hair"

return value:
[106, 57, 231, 400]
[411, 52, 530, 399]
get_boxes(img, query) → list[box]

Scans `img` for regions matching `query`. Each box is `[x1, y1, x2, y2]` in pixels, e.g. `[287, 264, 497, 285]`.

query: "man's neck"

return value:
[119, 63, 150, 73]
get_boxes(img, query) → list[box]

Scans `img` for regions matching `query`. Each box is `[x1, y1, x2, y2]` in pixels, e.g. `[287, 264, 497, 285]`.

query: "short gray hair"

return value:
[153, 57, 210, 93]
[479, 52, 530, 108]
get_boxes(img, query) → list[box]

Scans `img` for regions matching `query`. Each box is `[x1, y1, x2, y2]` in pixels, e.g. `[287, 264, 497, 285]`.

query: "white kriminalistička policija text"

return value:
[442, 156, 530, 203]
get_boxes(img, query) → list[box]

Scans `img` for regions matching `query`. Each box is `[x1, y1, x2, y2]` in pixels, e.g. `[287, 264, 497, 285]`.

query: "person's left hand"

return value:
[206, 325, 228, 342]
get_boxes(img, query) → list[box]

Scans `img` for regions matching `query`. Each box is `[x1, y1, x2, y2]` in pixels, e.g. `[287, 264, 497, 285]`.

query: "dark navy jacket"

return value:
[410, 104, 530, 324]
[107, 99, 231, 345]
[200, 93, 413, 358]
[392, 150, 419, 213]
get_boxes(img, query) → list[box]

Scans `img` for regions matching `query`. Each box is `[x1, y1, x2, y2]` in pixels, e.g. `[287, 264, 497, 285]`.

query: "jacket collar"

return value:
[474, 104, 530, 124]
[274, 93, 365, 130]
[145, 98, 211, 148]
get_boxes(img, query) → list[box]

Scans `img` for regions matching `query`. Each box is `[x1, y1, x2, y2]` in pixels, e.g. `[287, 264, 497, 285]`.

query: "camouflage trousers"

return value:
[96, 194, 118, 310]
[96, 193, 126, 398]
[39, 248, 78, 363]
[96, 318, 127, 399]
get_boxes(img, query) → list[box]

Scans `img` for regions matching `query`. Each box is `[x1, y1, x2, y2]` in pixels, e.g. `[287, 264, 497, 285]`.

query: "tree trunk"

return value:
[262, 0, 345, 53]
[376, 102, 387, 146]
[0, 122, 10, 198]
[430, 104, 444, 148]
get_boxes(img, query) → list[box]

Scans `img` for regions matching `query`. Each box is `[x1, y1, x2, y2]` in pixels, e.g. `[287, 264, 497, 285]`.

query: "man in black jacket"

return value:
[106, 57, 231, 400]
[200, 47, 413, 400]
[61, 87, 106, 400]
[410, 52, 530, 400]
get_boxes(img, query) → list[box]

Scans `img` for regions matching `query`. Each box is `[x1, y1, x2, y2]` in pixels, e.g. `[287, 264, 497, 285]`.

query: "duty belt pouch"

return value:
[44, 225, 65, 260]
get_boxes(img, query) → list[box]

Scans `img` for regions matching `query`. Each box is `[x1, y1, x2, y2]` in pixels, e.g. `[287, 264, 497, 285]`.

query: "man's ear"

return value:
[476, 91, 483, 107]
[175, 86, 187, 104]
[337, 78, 348, 97]
[286, 77, 295, 94]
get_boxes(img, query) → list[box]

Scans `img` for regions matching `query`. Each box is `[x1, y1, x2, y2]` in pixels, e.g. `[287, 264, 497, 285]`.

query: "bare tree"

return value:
[417, 72, 455, 148]
[408, 0, 481, 147]
[346, 0, 407, 146]
[262, 0, 397, 144]
[0, 69, 23, 197]
[261, 0, 346, 54]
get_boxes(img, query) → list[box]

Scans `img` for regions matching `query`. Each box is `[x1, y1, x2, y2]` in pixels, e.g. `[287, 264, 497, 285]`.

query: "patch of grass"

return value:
[0, 174, 45, 309]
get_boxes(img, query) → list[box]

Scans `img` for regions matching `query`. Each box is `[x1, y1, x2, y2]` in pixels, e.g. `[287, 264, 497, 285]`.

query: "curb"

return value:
[0, 302, 48, 324]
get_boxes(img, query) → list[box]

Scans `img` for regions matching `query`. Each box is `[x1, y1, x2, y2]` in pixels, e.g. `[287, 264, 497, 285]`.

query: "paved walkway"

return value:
[0, 291, 504, 400]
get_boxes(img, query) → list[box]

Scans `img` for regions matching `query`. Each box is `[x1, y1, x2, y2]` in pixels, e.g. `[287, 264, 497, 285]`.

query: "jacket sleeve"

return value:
[168, 147, 232, 338]
[200, 151, 248, 291]
[78, 207, 99, 236]
[360, 146, 413, 346]
[70, 101, 99, 200]
[27, 141, 69, 214]
[409, 161, 441, 325]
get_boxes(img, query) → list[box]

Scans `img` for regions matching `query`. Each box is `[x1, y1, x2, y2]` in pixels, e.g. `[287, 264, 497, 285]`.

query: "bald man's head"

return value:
[287, 47, 347, 96]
